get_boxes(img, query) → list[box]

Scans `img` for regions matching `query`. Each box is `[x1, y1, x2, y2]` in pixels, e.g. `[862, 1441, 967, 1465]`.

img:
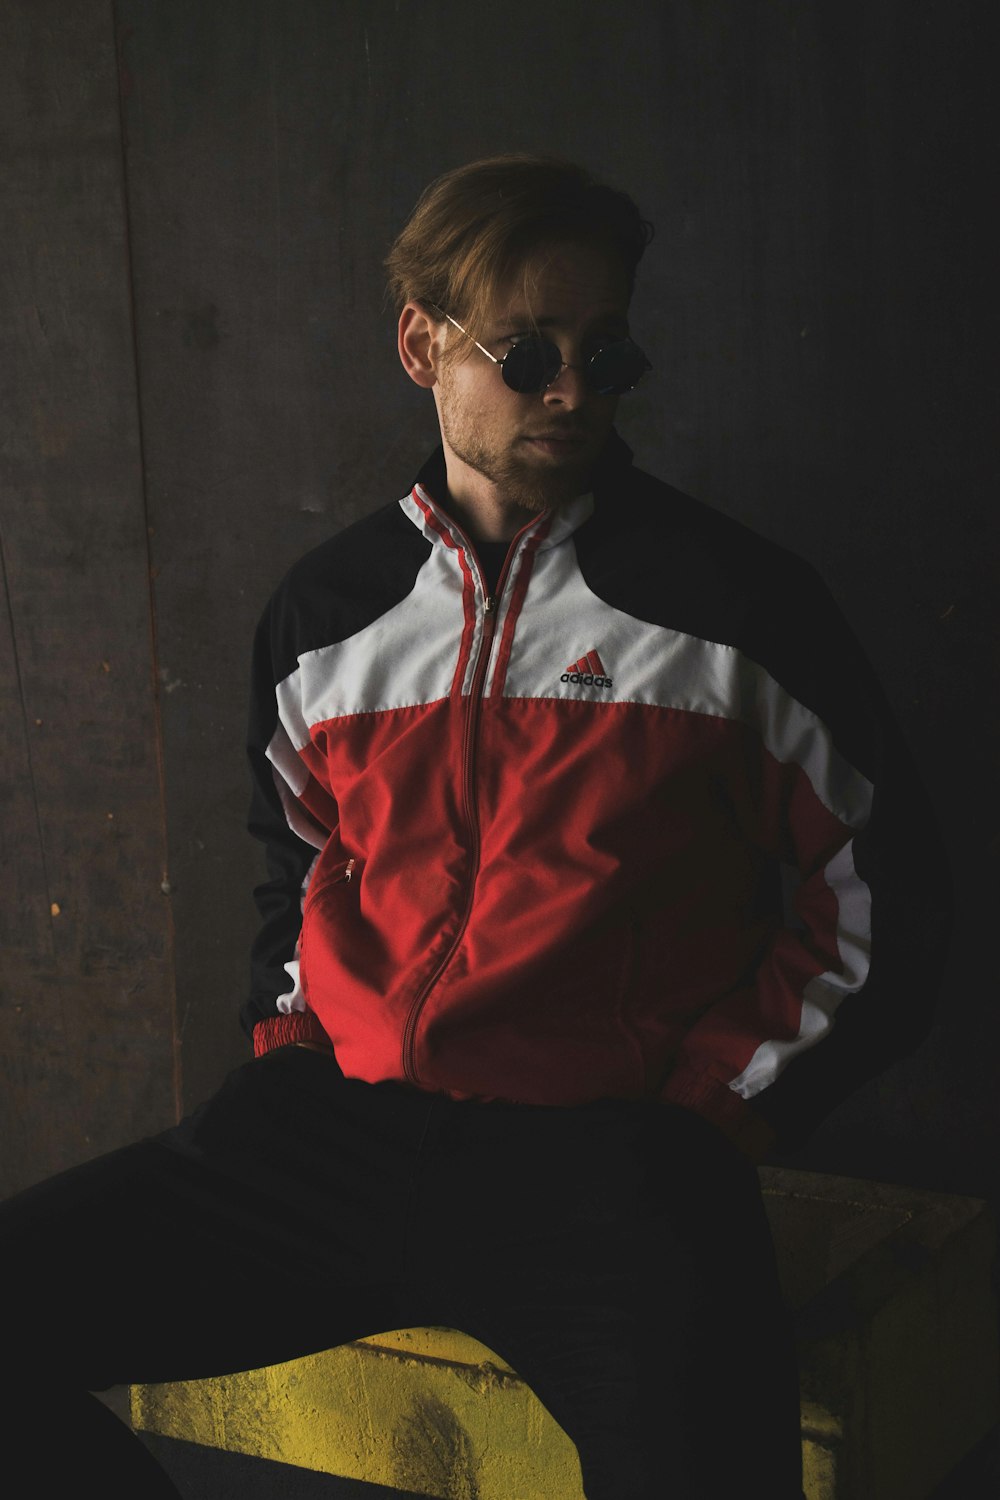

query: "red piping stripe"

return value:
[413, 489, 477, 697]
[491, 518, 552, 699]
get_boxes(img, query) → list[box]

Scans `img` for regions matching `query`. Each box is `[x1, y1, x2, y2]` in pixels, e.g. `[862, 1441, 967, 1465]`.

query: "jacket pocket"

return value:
[303, 856, 358, 915]
[299, 857, 359, 1006]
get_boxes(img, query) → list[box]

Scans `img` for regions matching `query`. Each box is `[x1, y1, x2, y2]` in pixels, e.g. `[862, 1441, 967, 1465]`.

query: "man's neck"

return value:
[441, 489, 542, 545]
[439, 452, 542, 544]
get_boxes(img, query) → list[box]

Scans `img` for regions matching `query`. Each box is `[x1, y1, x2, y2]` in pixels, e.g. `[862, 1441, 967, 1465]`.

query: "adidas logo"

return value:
[561, 650, 613, 690]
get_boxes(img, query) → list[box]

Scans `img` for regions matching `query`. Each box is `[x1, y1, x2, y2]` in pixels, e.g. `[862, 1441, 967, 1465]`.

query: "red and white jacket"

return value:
[245, 433, 951, 1152]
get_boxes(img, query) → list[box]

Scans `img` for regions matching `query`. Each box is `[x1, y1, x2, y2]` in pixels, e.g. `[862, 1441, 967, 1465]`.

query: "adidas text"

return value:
[561, 672, 614, 690]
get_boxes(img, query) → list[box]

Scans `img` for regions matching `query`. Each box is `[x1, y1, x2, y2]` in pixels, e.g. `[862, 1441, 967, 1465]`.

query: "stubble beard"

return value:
[439, 402, 595, 516]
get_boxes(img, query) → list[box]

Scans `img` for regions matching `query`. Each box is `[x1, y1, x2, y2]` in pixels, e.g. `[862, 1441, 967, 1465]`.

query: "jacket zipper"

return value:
[401, 529, 519, 1085]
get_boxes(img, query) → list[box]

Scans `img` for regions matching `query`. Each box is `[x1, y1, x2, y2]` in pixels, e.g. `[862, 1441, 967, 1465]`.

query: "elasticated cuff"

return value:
[252, 1010, 331, 1057]
[658, 1066, 778, 1163]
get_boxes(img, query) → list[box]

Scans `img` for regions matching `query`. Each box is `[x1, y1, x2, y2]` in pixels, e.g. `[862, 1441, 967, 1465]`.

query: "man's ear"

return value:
[398, 302, 445, 389]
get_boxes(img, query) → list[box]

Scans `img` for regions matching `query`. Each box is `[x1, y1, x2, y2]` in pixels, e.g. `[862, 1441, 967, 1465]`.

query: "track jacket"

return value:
[244, 431, 951, 1153]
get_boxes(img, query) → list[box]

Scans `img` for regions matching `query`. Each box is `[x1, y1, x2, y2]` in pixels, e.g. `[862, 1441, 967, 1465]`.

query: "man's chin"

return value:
[502, 447, 595, 510]
[498, 474, 584, 514]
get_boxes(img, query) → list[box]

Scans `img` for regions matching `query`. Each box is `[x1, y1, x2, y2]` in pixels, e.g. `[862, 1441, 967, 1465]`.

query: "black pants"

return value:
[0, 1046, 805, 1498]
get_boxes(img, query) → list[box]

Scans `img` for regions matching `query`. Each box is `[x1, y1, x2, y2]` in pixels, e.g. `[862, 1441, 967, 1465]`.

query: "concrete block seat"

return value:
[131, 1169, 999, 1499]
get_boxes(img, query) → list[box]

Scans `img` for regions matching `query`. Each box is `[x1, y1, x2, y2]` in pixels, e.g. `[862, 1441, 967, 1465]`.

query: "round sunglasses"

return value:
[433, 307, 652, 397]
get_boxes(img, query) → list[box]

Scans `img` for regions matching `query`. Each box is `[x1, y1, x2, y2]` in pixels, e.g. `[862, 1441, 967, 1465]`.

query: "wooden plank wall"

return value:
[0, 0, 178, 1194]
[2, 0, 992, 1201]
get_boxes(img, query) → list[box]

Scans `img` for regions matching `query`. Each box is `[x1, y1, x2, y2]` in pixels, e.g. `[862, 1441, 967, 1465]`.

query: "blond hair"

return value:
[384, 154, 653, 357]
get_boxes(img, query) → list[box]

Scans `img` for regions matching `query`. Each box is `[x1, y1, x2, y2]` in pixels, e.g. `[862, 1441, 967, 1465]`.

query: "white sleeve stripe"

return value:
[271, 766, 328, 853]
[266, 722, 309, 795]
[729, 839, 872, 1099]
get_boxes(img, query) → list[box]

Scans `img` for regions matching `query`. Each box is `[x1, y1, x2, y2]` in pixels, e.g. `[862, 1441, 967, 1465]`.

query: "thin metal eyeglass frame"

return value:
[429, 305, 648, 395]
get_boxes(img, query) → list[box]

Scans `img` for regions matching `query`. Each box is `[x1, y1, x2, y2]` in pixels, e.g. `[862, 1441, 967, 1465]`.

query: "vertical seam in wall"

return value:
[0, 527, 56, 960]
[111, 1, 183, 1124]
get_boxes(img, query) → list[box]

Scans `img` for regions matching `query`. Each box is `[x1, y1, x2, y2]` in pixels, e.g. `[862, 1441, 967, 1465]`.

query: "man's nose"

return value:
[542, 362, 589, 409]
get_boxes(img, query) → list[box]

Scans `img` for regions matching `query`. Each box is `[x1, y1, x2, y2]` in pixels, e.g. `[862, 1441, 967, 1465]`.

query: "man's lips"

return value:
[523, 432, 588, 453]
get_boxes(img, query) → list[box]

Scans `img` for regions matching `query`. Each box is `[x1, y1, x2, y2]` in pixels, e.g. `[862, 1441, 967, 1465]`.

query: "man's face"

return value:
[432, 241, 632, 516]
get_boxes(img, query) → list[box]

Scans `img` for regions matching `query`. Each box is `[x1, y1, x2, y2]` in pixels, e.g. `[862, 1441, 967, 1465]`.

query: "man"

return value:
[1, 155, 950, 1499]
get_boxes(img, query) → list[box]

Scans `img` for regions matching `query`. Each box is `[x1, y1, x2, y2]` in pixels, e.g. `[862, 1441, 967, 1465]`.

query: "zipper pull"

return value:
[484, 595, 497, 615]
[343, 858, 356, 883]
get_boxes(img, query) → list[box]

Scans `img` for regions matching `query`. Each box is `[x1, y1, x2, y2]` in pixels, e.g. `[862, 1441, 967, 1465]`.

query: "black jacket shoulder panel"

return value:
[582, 461, 814, 649]
[581, 463, 882, 777]
[265, 500, 433, 684]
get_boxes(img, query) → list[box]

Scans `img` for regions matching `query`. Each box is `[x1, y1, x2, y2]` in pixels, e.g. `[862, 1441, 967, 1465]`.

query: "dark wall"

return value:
[2, 0, 994, 1200]
[0, 1, 178, 1193]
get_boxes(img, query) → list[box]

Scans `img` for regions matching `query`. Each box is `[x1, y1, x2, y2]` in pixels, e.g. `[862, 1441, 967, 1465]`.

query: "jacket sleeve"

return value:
[658, 561, 953, 1158]
[242, 597, 337, 1055]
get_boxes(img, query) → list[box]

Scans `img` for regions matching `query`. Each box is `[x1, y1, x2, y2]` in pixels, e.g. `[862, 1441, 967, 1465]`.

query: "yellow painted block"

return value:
[135, 1326, 847, 1500]
[799, 1401, 843, 1500]
[132, 1332, 584, 1500]
[801, 1437, 840, 1500]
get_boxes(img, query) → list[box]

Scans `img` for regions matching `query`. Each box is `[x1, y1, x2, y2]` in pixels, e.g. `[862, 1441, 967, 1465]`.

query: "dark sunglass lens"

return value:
[589, 339, 651, 395]
[501, 336, 563, 393]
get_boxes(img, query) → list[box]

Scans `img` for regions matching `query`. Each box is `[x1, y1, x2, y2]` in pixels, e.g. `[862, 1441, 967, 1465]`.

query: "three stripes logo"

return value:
[561, 649, 613, 691]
